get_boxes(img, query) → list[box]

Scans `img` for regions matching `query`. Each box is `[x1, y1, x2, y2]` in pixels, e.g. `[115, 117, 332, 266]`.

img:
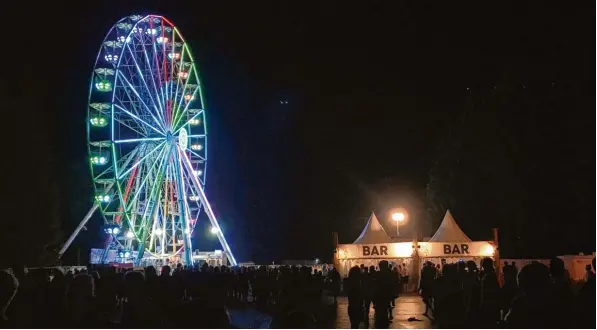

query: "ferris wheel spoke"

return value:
[125, 145, 169, 215]
[173, 147, 193, 256]
[114, 117, 149, 137]
[148, 22, 168, 116]
[168, 37, 186, 128]
[117, 71, 167, 133]
[139, 146, 170, 233]
[114, 103, 165, 137]
[172, 105, 203, 134]
[137, 32, 168, 128]
[118, 141, 166, 180]
[172, 76, 199, 130]
[125, 42, 166, 127]
[113, 88, 150, 136]
[186, 148, 206, 162]
[114, 137, 165, 144]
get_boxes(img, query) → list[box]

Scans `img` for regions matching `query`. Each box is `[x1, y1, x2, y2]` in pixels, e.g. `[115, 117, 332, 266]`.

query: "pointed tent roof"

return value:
[429, 209, 472, 242]
[353, 212, 392, 244]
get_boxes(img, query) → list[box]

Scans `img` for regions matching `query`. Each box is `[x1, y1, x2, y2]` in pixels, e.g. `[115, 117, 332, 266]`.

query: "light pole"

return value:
[391, 210, 406, 237]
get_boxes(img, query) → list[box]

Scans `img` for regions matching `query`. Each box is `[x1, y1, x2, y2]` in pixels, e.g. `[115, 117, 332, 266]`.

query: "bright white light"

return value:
[106, 228, 113, 234]
[124, 251, 131, 258]
[99, 157, 106, 164]
[189, 196, 199, 201]
[392, 242, 414, 257]
[184, 228, 190, 234]
[104, 54, 119, 63]
[392, 212, 406, 222]
[102, 195, 110, 202]
[126, 231, 134, 239]
[154, 228, 163, 236]
[112, 227, 120, 235]
[482, 244, 495, 257]
[193, 170, 203, 176]
[210, 226, 219, 234]
[191, 144, 203, 151]
[168, 52, 181, 60]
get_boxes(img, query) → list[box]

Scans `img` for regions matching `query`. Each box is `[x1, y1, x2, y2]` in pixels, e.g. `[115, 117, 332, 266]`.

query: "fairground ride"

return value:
[58, 14, 237, 266]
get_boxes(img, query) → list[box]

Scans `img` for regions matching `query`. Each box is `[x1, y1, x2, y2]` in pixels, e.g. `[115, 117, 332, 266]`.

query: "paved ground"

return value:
[332, 294, 434, 329]
[228, 293, 434, 328]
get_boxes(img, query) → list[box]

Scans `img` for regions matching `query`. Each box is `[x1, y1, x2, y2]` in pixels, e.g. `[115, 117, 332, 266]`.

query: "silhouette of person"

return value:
[479, 257, 501, 327]
[362, 265, 376, 326]
[345, 266, 363, 329]
[434, 263, 466, 328]
[419, 261, 436, 316]
[374, 260, 393, 327]
[505, 262, 559, 328]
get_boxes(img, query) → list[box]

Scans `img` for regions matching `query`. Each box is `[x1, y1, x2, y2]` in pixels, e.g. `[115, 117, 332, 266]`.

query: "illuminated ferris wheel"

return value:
[62, 14, 236, 266]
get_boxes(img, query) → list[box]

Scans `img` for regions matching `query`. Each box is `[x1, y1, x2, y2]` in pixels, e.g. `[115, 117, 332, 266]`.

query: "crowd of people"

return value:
[344, 257, 596, 329]
[1, 257, 595, 329]
[343, 260, 404, 329]
[0, 263, 342, 328]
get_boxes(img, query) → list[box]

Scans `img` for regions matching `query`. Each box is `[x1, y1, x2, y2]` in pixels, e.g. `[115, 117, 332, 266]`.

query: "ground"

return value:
[228, 294, 434, 328]
[331, 294, 434, 329]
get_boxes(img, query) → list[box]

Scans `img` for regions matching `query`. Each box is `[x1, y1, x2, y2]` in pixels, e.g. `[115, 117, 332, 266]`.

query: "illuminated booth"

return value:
[418, 210, 495, 267]
[334, 210, 496, 278]
[335, 212, 417, 277]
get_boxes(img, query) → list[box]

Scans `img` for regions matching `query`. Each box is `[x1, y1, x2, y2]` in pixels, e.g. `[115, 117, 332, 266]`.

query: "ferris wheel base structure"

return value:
[58, 14, 237, 267]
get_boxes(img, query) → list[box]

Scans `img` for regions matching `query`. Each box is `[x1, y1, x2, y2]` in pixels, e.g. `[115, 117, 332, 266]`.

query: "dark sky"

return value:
[3, 1, 594, 265]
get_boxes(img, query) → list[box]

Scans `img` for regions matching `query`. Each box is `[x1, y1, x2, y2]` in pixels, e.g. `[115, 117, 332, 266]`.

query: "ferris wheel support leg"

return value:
[58, 203, 99, 259]
[178, 148, 238, 266]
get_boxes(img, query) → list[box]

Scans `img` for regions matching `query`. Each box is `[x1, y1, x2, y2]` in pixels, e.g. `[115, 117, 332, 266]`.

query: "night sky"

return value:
[2, 1, 594, 266]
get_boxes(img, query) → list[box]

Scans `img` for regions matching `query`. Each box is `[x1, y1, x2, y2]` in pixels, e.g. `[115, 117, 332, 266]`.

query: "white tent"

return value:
[428, 209, 471, 242]
[353, 212, 392, 244]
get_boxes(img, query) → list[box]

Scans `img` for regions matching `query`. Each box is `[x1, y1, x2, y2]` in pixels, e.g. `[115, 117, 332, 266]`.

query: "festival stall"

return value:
[334, 210, 496, 278]
[335, 212, 416, 277]
[417, 210, 495, 268]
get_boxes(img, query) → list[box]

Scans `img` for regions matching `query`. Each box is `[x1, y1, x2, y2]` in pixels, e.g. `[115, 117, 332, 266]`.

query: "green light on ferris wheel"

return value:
[90, 156, 108, 165]
[90, 117, 108, 127]
[95, 194, 111, 203]
[95, 80, 112, 92]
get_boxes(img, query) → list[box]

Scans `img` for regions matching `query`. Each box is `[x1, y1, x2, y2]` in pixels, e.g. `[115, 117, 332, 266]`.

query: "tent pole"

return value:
[493, 228, 503, 287]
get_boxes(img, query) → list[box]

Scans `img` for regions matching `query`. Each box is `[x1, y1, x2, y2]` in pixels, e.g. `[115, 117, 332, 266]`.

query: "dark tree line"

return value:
[2, 68, 64, 268]
[426, 74, 592, 257]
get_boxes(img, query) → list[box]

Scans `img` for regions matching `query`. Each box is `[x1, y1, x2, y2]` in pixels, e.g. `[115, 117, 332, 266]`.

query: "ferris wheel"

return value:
[60, 14, 236, 266]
